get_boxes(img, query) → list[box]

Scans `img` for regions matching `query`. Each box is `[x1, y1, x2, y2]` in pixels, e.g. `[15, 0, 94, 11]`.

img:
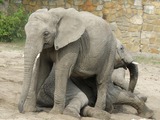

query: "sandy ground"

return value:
[0, 42, 160, 120]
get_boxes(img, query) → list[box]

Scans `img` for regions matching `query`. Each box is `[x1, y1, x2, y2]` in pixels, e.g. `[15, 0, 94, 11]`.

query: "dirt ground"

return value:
[0, 42, 160, 120]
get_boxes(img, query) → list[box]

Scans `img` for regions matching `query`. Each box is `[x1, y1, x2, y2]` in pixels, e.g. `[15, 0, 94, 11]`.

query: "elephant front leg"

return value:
[95, 81, 109, 110]
[50, 68, 68, 114]
[95, 64, 114, 110]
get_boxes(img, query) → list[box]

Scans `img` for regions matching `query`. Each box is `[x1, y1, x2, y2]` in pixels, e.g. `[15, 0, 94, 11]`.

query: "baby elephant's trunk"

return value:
[127, 63, 138, 92]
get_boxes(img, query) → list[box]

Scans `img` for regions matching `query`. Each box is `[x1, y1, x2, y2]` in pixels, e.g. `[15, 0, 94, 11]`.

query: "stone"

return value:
[144, 5, 155, 14]
[143, 19, 154, 24]
[71, 5, 79, 10]
[150, 48, 159, 54]
[152, 19, 160, 25]
[154, 27, 160, 32]
[125, 43, 139, 52]
[142, 24, 153, 31]
[116, 4, 122, 11]
[130, 15, 143, 25]
[56, 0, 65, 6]
[49, 5, 57, 9]
[92, 10, 103, 17]
[131, 32, 140, 37]
[37, 0, 41, 5]
[149, 37, 156, 44]
[109, 9, 117, 14]
[104, 2, 115, 9]
[128, 25, 141, 32]
[13, 0, 22, 4]
[141, 39, 149, 44]
[66, 0, 73, 4]
[92, 0, 102, 5]
[25, 5, 36, 12]
[120, 37, 130, 44]
[80, 0, 96, 12]
[102, 9, 110, 15]
[152, 1, 160, 8]
[116, 10, 124, 17]
[29, 0, 37, 6]
[96, 5, 103, 11]
[141, 31, 153, 39]
[104, 0, 111, 2]
[141, 44, 149, 52]
[110, 22, 118, 31]
[107, 14, 116, 22]
[155, 9, 160, 15]
[74, 0, 84, 5]
[137, 9, 143, 15]
[49, 0, 57, 6]
[42, 0, 48, 6]
[134, 0, 142, 6]
[65, 3, 72, 9]
[156, 38, 160, 45]
[23, 0, 29, 5]
[143, 14, 158, 20]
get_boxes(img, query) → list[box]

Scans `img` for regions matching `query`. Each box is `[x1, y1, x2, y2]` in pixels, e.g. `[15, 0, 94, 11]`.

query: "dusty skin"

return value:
[0, 42, 159, 120]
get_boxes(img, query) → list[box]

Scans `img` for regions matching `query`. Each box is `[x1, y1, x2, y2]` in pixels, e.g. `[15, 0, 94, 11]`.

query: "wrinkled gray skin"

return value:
[18, 8, 137, 114]
[112, 68, 148, 102]
[37, 66, 153, 120]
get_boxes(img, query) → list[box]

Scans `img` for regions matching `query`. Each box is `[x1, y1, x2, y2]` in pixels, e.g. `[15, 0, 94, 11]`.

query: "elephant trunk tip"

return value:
[18, 100, 25, 113]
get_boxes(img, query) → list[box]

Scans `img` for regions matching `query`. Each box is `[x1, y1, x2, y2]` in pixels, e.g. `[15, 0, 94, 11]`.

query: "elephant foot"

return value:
[82, 106, 111, 120]
[24, 100, 37, 112]
[138, 106, 154, 119]
[23, 92, 37, 112]
[137, 94, 148, 102]
[63, 108, 80, 118]
[49, 106, 63, 114]
[23, 104, 37, 112]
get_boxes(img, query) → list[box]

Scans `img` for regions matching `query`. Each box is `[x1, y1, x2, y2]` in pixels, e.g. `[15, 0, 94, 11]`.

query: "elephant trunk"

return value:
[18, 40, 41, 113]
[127, 62, 138, 92]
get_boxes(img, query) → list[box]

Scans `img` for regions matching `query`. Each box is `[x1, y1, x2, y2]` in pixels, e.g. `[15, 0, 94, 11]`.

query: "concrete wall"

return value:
[11, 0, 160, 54]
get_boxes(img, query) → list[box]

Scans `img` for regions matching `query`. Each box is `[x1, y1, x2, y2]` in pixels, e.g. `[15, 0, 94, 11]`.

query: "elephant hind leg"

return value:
[81, 106, 111, 120]
[115, 90, 154, 118]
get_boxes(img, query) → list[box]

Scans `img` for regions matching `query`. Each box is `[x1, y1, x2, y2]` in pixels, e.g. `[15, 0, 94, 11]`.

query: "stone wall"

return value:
[15, 0, 160, 54]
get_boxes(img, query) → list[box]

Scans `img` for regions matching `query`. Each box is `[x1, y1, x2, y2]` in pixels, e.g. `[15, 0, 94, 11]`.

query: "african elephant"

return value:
[18, 8, 137, 114]
[37, 65, 154, 119]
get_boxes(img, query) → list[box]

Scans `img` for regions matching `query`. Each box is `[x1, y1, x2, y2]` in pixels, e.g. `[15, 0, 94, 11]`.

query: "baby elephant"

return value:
[37, 66, 154, 120]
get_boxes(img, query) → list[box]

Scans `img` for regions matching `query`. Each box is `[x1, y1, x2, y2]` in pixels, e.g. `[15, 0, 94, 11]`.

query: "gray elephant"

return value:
[37, 65, 153, 120]
[18, 8, 137, 114]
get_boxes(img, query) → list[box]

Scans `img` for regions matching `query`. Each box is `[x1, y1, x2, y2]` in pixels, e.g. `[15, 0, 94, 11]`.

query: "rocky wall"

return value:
[18, 0, 160, 54]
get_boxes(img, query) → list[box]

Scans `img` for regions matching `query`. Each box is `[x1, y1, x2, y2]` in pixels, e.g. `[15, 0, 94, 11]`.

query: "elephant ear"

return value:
[53, 8, 85, 50]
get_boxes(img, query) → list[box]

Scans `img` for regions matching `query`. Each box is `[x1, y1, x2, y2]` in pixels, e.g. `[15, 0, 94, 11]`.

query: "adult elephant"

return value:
[18, 8, 137, 114]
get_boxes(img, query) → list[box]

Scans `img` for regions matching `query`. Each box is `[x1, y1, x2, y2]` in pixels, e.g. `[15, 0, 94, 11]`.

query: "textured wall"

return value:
[21, 0, 160, 54]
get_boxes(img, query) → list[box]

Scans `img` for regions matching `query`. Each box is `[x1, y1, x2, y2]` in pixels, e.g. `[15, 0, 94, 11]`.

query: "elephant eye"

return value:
[120, 46, 124, 50]
[43, 31, 50, 37]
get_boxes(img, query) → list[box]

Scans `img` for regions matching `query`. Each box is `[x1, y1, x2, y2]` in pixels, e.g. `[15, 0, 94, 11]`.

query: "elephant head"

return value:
[18, 8, 85, 112]
[114, 39, 138, 92]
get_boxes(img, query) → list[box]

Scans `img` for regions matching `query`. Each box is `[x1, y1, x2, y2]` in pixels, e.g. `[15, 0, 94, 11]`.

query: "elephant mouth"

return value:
[122, 57, 139, 70]
[43, 43, 53, 49]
